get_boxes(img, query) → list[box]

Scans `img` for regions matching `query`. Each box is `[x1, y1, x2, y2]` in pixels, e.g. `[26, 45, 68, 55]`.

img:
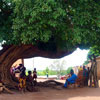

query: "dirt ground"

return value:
[0, 79, 100, 100]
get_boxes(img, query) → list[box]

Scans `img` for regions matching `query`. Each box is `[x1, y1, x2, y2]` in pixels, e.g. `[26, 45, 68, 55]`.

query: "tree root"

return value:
[37, 80, 64, 89]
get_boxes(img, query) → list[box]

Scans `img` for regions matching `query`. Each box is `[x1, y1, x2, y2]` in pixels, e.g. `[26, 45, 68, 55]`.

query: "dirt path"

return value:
[0, 79, 100, 100]
[0, 87, 100, 100]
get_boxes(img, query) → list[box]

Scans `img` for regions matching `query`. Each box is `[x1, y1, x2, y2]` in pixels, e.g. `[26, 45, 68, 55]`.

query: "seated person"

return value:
[76, 70, 84, 87]
[26, 71, 35, 92]
[26, 71, 33, 86]
[76, 66, 88, 87]
[64, 69, 77, 88]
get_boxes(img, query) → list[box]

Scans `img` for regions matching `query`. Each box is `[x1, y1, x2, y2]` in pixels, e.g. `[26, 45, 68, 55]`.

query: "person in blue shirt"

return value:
[64, 69, 77, 88]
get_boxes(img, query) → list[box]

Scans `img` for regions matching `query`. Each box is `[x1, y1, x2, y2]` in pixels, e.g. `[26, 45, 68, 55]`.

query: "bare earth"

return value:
[0, 79, 100, 100]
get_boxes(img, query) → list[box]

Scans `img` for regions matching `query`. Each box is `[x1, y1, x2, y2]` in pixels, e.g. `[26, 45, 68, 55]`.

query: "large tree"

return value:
[0, 0, 100, 86]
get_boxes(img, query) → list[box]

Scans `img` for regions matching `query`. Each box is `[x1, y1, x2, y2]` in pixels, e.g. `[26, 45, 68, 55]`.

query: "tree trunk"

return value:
[0, 44, 73, 87]
[89, 55, 99, 88]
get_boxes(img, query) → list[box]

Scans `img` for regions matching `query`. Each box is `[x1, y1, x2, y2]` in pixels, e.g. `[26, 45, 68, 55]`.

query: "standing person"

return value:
[83, 66, 88, 86]
[18, 64, 26, 93]
[33, 68, 37, 81]
[46, 72, 48, 79]
[63, 69, 77, 88]
[33, 68, 37, 86]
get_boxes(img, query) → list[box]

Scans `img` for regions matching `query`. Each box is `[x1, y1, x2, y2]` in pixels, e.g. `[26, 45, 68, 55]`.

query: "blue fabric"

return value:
[67, 74, 77, 82]
[64, 74, 77, 88]
[64, 81, 68, 88]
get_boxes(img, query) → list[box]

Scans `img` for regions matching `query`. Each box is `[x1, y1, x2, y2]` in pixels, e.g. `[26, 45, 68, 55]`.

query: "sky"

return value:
[24, 48, 89, 70]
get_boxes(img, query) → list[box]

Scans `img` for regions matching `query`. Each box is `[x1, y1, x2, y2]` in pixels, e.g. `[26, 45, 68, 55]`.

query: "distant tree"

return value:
[43, 67, 49, 75]
[45, 67, 49, 73]
[50, 60, 66, 78]
[37, 71, 45, 76]
[66, 67, 72, 74]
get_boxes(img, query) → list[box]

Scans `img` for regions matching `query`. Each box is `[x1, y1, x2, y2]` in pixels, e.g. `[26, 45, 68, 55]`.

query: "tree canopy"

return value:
[88, 46, 100, 58]
[1, 0, 100, 52]
[1, 0, 100, 86]
[84, 46, 100, 65]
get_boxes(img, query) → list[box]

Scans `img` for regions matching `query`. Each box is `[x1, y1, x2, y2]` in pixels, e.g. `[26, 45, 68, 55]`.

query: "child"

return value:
[33, 68, 37, 86]
[26, 71, 33, 86]
[33, 68, 37, 81]
[26, 71, 34, 92]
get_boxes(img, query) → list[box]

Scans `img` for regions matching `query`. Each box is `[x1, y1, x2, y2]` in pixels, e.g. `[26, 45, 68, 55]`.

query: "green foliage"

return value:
[88, 46, 100, 57]
[84, 46, 100, 62]
[66, 67, 72, 74]
[37, 71, 45, 76]
[49, 70, 57, 75]
[37, 67, 57, 76]
[37, 60, 72, 76]
[1, 0, 100, 52]
[42, 67, 49, 75]
[12, 0, 71, 46]
[0, 0, 14, 43]
[83, 45, 100, 65]
[67, 0, 100, 49]
[37, 69, 67, 76]
[83, 60, 89, 65]
[37, 66, 72, 76]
